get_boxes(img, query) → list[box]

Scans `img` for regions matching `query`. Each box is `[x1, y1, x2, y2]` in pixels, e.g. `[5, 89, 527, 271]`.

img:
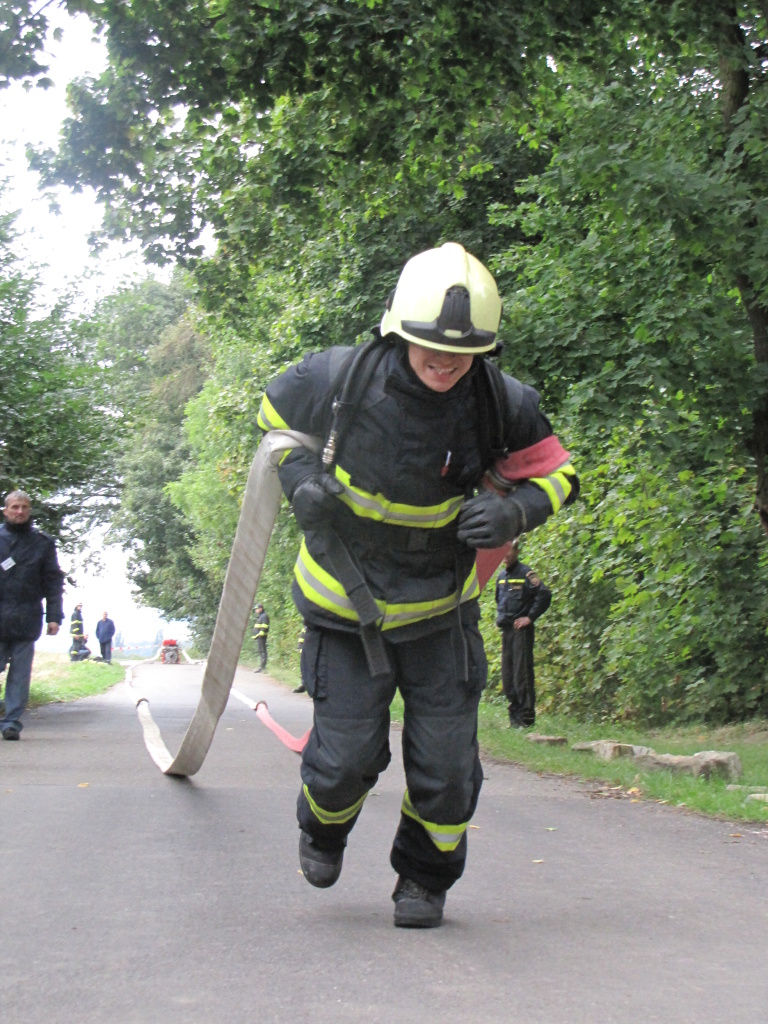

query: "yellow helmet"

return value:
[380, 242, 501, 354]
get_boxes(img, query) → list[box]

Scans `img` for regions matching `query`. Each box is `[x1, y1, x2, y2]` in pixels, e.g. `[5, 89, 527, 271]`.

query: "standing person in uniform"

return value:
[256, 242, 578, 927]
[95, 611, 116, 663]
[495, 538, 551, 728]
[0, 490, 64, 740]
[70, 603, 84, 636]
[253, 604, 270, 672]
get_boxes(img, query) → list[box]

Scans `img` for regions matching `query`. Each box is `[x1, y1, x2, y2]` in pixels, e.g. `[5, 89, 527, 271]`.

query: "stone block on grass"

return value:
[632, 750, 741, 782]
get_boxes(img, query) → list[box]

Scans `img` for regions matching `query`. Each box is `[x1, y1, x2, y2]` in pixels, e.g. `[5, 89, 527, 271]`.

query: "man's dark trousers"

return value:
[501, 624, 536, 727]
[0, 640, 36, 733]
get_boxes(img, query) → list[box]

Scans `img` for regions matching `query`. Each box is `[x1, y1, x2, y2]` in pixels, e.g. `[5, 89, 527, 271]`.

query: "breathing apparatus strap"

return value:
[321, 530, 391, 679]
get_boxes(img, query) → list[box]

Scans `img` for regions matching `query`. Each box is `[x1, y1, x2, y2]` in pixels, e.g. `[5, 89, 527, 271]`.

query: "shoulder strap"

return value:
[322, 336, 390, 470]
[478, 359, 524, 462]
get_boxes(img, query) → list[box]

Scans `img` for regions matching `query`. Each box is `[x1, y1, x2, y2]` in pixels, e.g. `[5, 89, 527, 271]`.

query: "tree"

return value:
[0, 197, 118, 543]
[8, 1, 768, 719]
[20, 3, 768, 532]
[92, 277, 217, 642]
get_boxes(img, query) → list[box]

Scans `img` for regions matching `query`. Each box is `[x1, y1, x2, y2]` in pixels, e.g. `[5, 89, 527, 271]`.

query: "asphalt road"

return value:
[2, 661, 767, 1024]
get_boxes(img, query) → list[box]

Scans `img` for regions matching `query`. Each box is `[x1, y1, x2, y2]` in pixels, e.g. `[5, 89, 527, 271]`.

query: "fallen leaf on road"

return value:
[78, 783, 89, 788]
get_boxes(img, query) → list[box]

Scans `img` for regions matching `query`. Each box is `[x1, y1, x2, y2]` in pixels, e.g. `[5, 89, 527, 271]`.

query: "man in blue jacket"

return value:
[0, 491, 64, 739]
[96, 611, 116, 663]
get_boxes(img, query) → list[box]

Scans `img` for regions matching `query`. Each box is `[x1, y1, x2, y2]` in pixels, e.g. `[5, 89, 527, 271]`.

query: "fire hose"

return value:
[127, 430, 320, 776]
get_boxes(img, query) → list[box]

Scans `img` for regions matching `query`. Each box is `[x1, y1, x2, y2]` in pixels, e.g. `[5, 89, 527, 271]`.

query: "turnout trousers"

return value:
[297, 619, 487, 893]
[501, 624, 536, 727]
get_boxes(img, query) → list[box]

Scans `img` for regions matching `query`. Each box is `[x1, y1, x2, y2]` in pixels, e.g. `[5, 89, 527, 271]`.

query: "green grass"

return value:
[476, 700, 768, 824]
[25, 651, 127, 706]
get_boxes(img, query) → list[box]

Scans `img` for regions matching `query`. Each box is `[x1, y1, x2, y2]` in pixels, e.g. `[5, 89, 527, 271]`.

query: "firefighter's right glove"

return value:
[457, 491, 523, 548]
[291, 474, 345, 531]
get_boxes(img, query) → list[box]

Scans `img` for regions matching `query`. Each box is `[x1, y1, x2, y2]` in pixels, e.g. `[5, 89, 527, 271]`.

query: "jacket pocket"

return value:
[463, 620, 488, 696]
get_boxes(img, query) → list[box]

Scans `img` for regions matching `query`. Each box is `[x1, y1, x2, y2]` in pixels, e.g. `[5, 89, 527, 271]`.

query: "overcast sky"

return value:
[0, 11, 152, 307]
[1, 11, 191, 649]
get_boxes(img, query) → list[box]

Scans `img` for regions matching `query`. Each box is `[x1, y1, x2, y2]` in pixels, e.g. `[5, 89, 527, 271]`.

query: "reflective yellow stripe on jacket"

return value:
[529, 462, 577, 514]
[257, 393, 289, 432]
[294, 539, 480, 628]
[333, 466, 463, 528]
[401, 790, 468, 852]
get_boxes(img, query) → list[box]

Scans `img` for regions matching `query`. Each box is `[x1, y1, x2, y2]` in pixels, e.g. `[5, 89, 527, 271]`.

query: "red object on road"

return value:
[160, 639, 181, 665]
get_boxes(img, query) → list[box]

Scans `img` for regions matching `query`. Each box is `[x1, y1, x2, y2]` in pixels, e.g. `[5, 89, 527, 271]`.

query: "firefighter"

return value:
[495, 537, 552, 728]
[252, 604, 270, 672]
[256, 242, 578, 928]
[70, 603, 84, 641]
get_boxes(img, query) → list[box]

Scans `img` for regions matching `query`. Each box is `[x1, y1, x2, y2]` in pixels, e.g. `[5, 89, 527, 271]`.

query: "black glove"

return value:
[291, 474, 345, 531]
[457, 491, 524, 548]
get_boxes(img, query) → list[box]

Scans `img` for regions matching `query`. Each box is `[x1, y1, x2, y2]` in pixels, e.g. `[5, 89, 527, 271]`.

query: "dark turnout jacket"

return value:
[0, 521, 64, 641]
[257, 342, 577, 639]
[495, 559, 551, 628]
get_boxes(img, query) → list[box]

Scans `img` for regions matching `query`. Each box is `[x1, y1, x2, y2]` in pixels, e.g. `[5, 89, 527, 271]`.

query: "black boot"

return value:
[392, 876, 446, 928]
[299, 831, 344, 888]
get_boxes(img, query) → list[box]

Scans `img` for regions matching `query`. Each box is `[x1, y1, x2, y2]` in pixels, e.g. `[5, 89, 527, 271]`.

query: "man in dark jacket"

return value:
[495, 538, 552, 728]
[257, 242, 578, 927]
[95, 611, 116, 663]
[0, 490, 64, 739]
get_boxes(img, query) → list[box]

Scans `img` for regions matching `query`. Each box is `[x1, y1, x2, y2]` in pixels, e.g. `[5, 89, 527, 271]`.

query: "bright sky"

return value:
[1, 11, 191, 650]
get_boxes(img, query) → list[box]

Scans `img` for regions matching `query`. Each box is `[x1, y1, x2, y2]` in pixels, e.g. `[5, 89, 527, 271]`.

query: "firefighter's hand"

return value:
[292, 474, 345, 531]
[47, 622, 60, 636]
[457, 492, 523, 548]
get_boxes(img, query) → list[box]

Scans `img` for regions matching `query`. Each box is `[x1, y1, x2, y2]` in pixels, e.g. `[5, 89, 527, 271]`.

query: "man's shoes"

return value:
[392, 876, 446, 928]
[2, 726, 20, 741]
[299, 831, 344, 888]
[293, 684, 307, 694]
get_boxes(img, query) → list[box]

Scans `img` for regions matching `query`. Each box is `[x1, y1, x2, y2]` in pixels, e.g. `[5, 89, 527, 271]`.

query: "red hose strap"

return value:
[255, 701, 311, 753]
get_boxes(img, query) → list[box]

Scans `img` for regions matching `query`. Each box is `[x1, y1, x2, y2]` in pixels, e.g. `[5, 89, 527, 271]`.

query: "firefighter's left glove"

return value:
[291, 474, 345, 531]
[457, 491, 524, 548]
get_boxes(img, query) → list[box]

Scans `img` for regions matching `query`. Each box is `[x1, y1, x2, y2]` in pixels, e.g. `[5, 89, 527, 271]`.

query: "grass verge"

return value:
[24, 651, 126, 706]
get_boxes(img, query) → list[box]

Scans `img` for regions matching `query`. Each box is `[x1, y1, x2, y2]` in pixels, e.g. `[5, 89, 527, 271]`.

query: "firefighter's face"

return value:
[407, 343, 473, 393]
[4, 497, 31, 524]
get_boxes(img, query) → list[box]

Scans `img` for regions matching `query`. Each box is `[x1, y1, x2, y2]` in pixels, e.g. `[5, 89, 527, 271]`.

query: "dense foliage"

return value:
[0, 199, 118, 544]
[4, 1, 768, 719]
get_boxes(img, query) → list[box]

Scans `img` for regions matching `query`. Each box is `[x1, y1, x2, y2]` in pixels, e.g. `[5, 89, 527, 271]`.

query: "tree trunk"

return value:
[716, 3, 768, 535]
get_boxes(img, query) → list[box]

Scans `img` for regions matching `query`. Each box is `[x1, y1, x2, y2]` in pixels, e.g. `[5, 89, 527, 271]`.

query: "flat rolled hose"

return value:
[132, 430, 321, 776]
